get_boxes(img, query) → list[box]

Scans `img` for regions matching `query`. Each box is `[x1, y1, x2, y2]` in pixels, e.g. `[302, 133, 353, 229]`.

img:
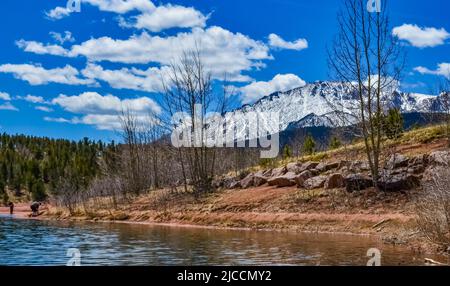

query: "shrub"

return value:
[415, 168, 450, 247]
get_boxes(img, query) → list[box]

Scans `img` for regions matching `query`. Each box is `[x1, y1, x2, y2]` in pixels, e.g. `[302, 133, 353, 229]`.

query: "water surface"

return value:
[0, 215, 444, 266]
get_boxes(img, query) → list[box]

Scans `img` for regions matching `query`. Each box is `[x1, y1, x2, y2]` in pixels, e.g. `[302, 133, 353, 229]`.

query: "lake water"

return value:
[0, 215, 444, 266]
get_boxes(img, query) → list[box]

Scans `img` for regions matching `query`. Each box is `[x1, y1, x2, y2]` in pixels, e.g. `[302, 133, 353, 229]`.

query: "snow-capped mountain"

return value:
[232, 81, 440, 136]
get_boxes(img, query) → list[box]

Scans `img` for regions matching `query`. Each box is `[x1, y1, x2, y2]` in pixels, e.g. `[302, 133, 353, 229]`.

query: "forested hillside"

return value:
[0, 133, 116, 203]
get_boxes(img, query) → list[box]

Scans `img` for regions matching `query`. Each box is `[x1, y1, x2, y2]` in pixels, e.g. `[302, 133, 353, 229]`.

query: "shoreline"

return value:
[1, 205, 447, 259]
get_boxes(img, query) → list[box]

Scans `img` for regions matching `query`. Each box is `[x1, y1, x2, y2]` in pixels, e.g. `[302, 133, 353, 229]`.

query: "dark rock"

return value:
[324, 173, 345, 189]
[338, 160, 350, 169]
[267, 172, 297, 187]
[228, 180, 241, 189]
[377, 174, 421, 192]
[345, 174, 373, 192]
[386, 154, 409, 169]
[298, 161, 319, 173]
[271, 166, 287, 177]
[253, 173, 268, 186]
[304, 175, 327, 190]
[294, 170, 314, 187]
[286, 162, 302, 174]
[349, 161, 370, 172]
[316, 161, 340, 173]
[407, 164, 425, 174]
[428, 151, 450, 166]
[240, 173, 254, 189]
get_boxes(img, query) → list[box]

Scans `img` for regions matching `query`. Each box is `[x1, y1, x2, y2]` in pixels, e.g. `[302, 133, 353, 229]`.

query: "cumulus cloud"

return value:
[0, 64, 96, 86]
[20, 94, 50, 104]
[43, 117, 72, 123]
[392, 24, 450, 48]
[49, 31, 75, 44]
[35, 106, 54, 112]
[45, 7, 73, 20]
[68, 27, 270, 82]
[239, 74, 306, 104]
[0, 92, 11, 101]
[48, 92, 161, 130]
[81, 63, 169, 92]
[16, 40, 70, 56]
[414, 63, 450, 79]
[123, 4, 208, 32]
[46, 0, 155, 20]
[52, 91, 161, 114]
[268, 33, 308, 51]
[0, 102, 18, 111]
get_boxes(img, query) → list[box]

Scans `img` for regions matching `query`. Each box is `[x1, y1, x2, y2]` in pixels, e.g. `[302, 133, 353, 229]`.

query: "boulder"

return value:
[253, 174, 268, 186]
[294, 170, 314, 187]
[386, 154, 409, 169]
[337, 160, 350, 170]
[240, 173, 255, 189]
[271, 166, 287, 177]
[349, 161, 370, 172]
[408, 154, 429, 168]
[324, 173, 345, 189]
[316, 161, 340, 173]
[286, 162, 302, 174]
[407, 164, 425, 175]
[377, 174, 421, 192]
[428, 151, 450, 166]
[268, 172, 297, 187]
[304, 176, 327, 189]
[228, 180, 241, 189]
[345, 174, 373, 192]
[298, 161, 319, 173]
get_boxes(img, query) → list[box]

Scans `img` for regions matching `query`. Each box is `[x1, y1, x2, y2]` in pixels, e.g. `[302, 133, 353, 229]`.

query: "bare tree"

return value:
[328, 0, 404, 187]
[161, 48, 230, 194]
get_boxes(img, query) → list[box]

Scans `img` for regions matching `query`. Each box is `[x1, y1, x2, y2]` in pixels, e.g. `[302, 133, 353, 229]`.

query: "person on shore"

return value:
[8, 202, 14, 215]
[30, 201, 41, 217]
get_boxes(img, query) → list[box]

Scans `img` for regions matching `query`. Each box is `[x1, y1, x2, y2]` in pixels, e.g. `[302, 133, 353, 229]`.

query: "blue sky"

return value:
[0, 0, 448, 141]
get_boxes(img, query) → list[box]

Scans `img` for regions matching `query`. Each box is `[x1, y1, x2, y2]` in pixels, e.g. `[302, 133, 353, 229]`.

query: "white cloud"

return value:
[46, 0, 155, 20]
[239, 74, 306, 104]
[45, 7, 72, 20]
[268, 33, 308, 51]
[16, 40, 70, 56]
[35, 106, 54, 112]
[44, 117, 72, 123]
[49, 92, 161, 130]
[52, 91, 161, 115]
[0, 92, 11, 101]
[0, 64, 96, 86]
[81, 63, 169, 92]
[49, 31, 75, 44]
[392, 24, 450, 48]
[69, 27, 270, 82]
[414, 63, 450, 79]
[21, 94, 50, 104]
[127, 4, 208, 32]
[0, 102, 18, 111]
[82, 0, 155, 14]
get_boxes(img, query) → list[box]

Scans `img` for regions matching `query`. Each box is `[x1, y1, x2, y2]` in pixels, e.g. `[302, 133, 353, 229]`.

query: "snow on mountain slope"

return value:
[228, 81, 441, 141]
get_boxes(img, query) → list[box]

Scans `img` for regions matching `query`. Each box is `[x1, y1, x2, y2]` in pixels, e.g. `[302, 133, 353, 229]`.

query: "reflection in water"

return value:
[0, 215, 440, 265]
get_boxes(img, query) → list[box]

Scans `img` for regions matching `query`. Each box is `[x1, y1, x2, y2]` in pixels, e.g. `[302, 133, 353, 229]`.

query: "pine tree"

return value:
[282, 144, 293, 159]
[329, 136, 342, 150]
[302, 134, 316, 155]
[384, 108, 404, 139]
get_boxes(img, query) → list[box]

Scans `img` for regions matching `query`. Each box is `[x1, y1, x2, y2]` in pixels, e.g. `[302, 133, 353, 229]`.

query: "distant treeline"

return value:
[0, 133, 117, 203]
